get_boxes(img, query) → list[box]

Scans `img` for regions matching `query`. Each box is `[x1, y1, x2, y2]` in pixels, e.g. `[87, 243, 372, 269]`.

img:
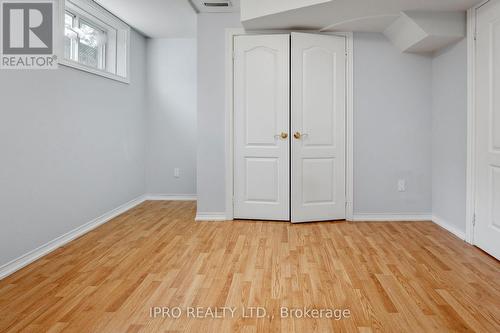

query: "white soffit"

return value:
[94, 0, 197, 38]
[241, 0, 331, 21]
[384, 11, 466, 54]
[321, 15, 400, 33]
[240, 0, 482, 31]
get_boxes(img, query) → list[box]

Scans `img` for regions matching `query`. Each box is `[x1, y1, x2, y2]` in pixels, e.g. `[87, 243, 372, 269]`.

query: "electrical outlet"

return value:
[398, 179, 406, 192]
[174, 168, 180, 178]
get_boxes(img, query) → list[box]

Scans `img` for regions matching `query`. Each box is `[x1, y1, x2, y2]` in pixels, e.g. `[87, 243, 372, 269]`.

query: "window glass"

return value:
[63, 11, 106, 70]
[78, 20, 105, 69]
[64, 13, 76, 60]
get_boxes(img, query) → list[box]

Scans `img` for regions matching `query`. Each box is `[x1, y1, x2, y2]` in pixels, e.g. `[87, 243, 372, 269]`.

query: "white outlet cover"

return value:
[398, 180, 406, 192]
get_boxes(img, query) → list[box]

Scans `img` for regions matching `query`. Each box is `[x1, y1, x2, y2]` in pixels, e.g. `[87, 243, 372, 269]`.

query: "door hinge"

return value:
[472, 213, 476, 226]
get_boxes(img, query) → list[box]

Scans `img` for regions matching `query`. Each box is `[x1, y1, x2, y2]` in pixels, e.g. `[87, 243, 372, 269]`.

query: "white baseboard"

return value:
[146, 194, 197, 201]
[350, 213, 433, 222]
[196, 212, 432, 222]
[0, 195, 147, 280]
[432, 215, 466, 240]
[195, 213, 228, 222]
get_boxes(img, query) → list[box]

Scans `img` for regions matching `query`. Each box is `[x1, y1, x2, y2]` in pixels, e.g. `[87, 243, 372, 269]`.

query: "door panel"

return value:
[302, 48, 336, 147]
[244, 48, 279, 146]
[245, 158, 279, 202]
[302, 158, 336, 204]
[233, 35, 290, 221]
[475, 0, 500, 259]
[291, 32, 346, 223]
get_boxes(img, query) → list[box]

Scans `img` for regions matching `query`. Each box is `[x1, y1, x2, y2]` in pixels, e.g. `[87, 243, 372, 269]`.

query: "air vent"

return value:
[204, 2, 229, 7]
[191, 0, 237, 13]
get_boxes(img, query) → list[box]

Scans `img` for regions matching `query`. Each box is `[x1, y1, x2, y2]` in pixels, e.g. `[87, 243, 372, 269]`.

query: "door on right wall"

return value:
[291, 33, 346, 223]
[475, 0, 500, 260]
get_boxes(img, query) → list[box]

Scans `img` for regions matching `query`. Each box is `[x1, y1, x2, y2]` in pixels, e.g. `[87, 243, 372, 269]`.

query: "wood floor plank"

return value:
[0, 201, 499, 332]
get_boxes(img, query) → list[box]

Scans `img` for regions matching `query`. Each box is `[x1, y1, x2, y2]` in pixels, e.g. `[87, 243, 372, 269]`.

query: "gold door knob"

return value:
[281, 132, 288, 139]
[294, 132, 301, 139]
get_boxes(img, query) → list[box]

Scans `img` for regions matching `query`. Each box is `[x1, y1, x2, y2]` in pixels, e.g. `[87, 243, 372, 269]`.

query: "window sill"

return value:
[59, 59, 130, 84]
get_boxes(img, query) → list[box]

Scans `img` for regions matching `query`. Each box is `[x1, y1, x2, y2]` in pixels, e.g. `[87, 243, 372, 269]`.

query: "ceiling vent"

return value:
[204, 1, 230, 7]
[191, 0, 238, 13]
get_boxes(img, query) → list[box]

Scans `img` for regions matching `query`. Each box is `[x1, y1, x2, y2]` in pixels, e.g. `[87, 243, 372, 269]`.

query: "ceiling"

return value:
[94, 0, 240, 38]
[94, 0, 197, 38]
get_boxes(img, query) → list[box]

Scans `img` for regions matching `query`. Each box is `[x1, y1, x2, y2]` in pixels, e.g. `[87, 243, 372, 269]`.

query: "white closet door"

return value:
[291, 32, 346, 223]
[475, 0, 500, 260]
[233, 35, 290, 221]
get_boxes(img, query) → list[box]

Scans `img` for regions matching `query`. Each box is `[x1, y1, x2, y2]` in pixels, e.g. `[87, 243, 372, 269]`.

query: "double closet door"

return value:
[233, 33, 346, 223]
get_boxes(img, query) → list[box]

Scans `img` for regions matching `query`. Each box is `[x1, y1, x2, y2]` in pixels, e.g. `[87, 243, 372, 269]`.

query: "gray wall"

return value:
[353, 33, 433, 215]
[197, 13, 242, 213]
[0, 31, 147, 267]
[146, 38, 197, 196]
[431, 39, 467, 231]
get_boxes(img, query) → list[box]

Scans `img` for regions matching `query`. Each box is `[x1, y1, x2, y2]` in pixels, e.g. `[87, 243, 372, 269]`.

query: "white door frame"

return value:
[224, 28, 354, 221]
[466, 0, 491, 244]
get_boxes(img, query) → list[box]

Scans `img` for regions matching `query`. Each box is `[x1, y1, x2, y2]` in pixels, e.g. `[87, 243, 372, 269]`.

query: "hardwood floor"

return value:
[0, 201, 499, 332]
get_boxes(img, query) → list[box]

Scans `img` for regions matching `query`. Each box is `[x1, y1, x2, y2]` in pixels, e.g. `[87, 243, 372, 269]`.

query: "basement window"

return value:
[62, 0, 130, 83]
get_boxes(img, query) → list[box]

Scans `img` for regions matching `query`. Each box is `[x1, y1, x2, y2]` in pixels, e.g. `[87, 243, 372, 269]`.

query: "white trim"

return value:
[195, 213, 228, 222]
[466, 6, 476, 245]
[60, 60, 130, 84]
[345, 32, 354, 221]
[0, 194, 147, 280]
[466, 1, 491, 245]
[146, 194, 197, 201]
[224, 28, 242, 221]
[351, 213, 432, 222]
[224, 29, 354, 221]
[432, 215, 466, 240]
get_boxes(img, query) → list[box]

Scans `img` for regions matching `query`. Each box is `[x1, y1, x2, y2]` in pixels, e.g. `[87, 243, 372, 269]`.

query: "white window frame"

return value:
[59, 0, 131, 83]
